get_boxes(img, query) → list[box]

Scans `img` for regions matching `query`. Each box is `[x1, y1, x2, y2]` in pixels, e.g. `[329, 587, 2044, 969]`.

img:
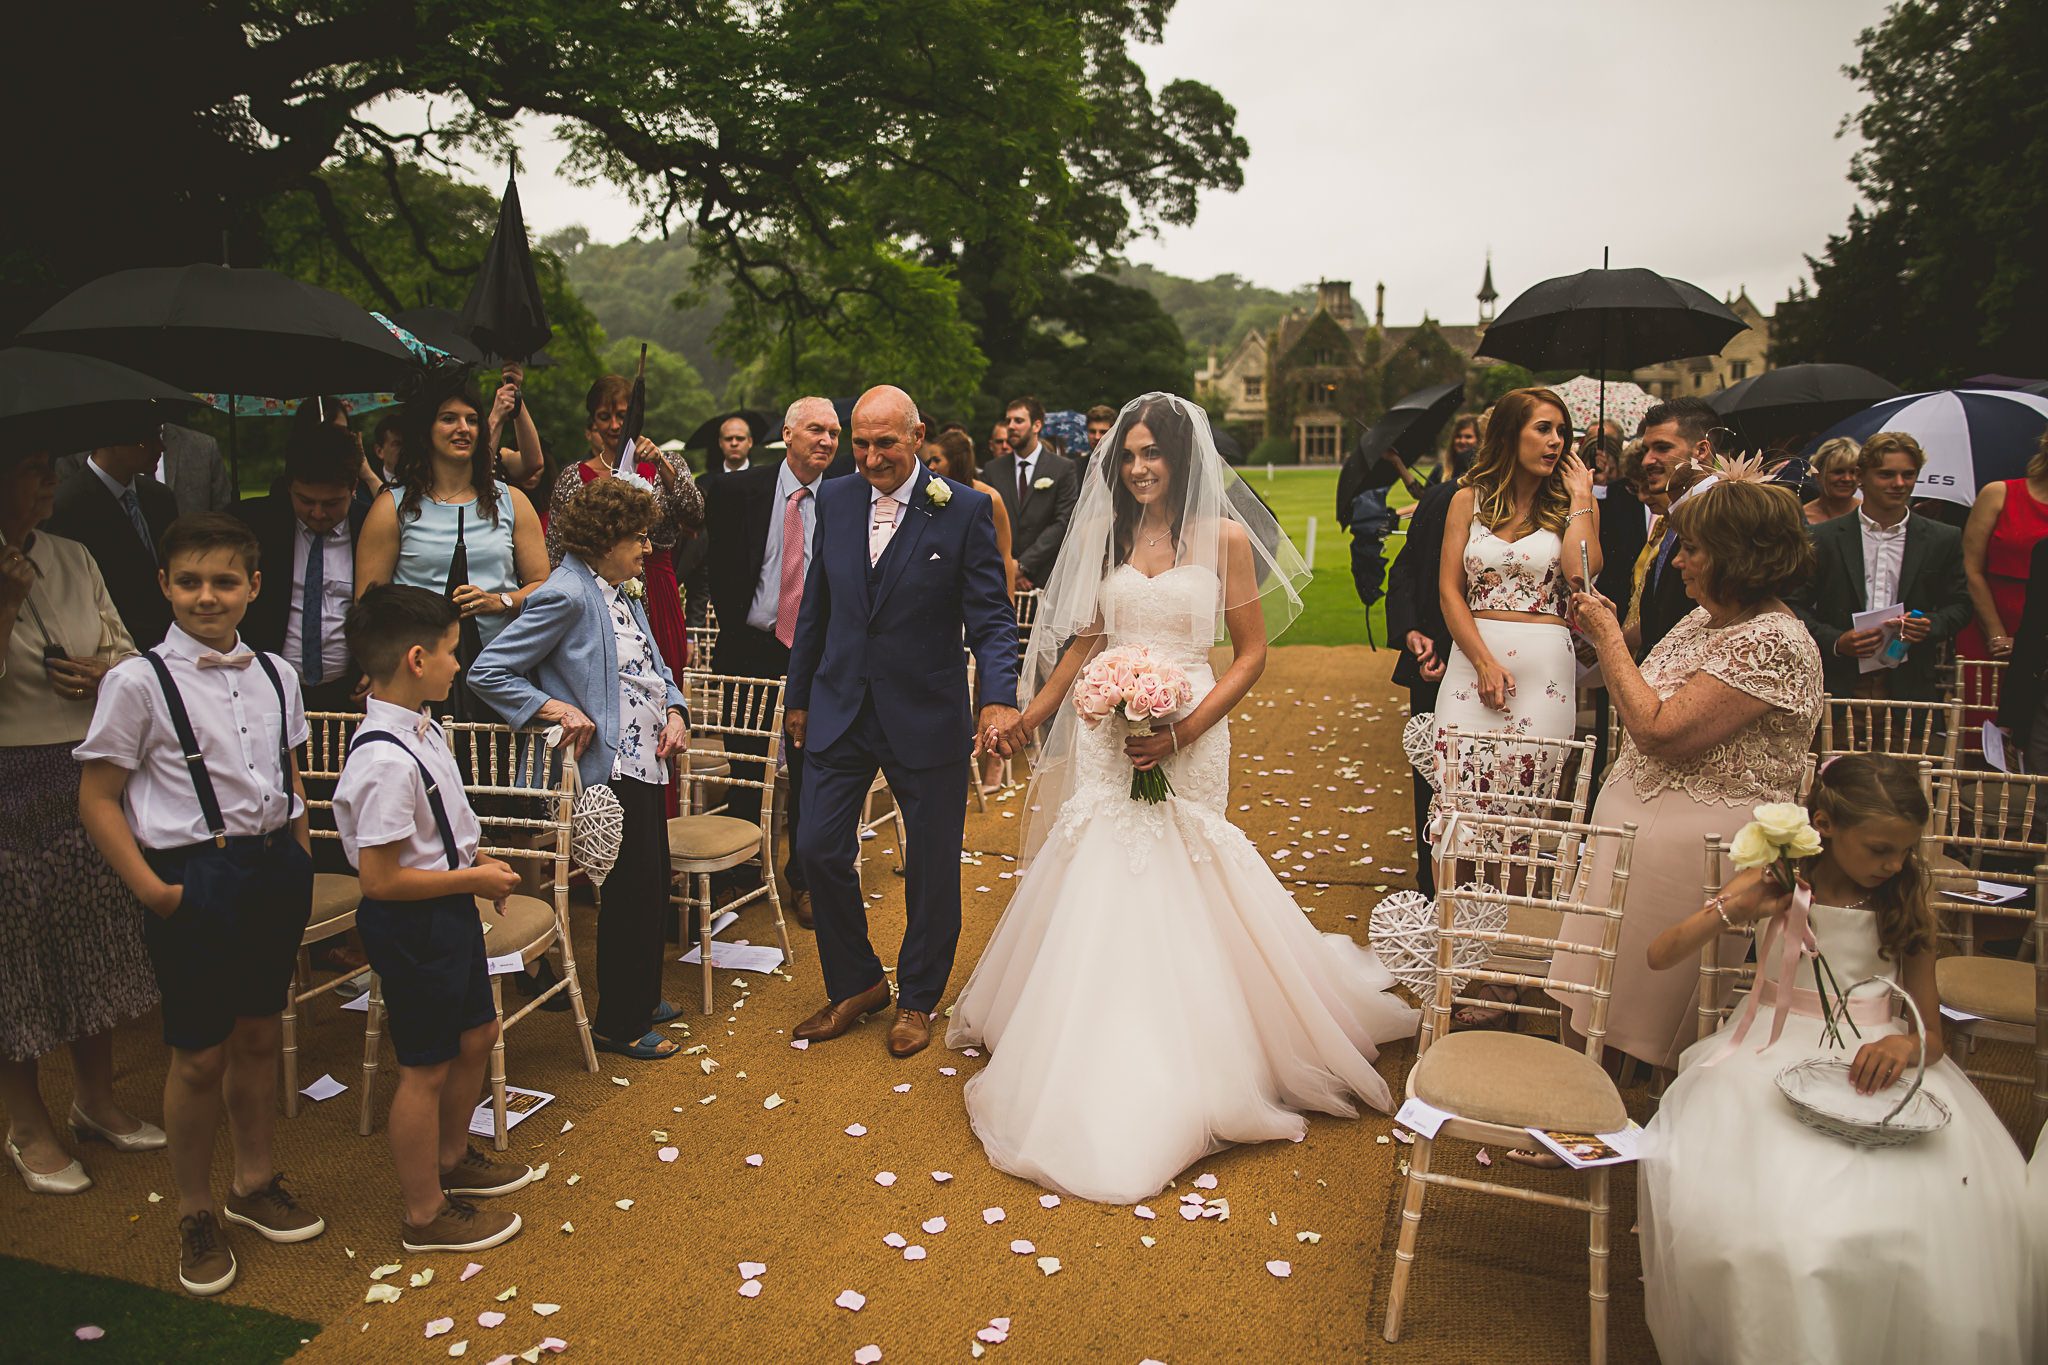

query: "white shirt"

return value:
[746, 459, 823, 634]
[1858, 509, 1909, 609]
[332, 697, 481, 872]
[282, 521, 355, 684]
[87, 457, 136, 503]
[74, 624, 309, 848]
[1015, 442, 1042, 491]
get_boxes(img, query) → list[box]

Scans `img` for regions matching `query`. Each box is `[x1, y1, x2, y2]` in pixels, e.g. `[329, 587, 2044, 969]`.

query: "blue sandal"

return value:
[650, 1000, 683, 1025]
[594, 1030, 680, 1060]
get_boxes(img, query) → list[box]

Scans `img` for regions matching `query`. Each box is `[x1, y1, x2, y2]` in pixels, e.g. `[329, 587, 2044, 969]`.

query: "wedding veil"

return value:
[1016, 392, 1310, 862]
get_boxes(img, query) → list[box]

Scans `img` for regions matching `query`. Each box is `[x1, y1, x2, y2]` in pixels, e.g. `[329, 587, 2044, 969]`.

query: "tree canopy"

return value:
[1775, 0, 2048, 385]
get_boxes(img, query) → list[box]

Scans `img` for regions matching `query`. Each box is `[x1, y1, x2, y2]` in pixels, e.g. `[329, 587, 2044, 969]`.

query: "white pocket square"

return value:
[929, 551, 943, 561]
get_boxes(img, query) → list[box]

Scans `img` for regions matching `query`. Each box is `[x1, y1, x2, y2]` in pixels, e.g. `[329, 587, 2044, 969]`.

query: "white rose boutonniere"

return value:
[1032, 476, 1055, 491]
[924, 479, 952, 508]
[621, 577, 646, 601]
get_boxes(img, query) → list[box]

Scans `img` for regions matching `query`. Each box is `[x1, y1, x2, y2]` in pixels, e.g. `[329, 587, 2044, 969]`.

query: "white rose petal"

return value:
[1266, 1260, 1293, 1278]
[1009, 1239, 1035, 1254]
[1036, 1256, 1062, 1276]
[738, 1279, 762, 1299]
[835, 1289, 867, 1312]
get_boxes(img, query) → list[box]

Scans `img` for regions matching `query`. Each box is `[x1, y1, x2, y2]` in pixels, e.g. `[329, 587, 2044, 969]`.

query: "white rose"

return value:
[924, 479, 952, 507]
[1033, 476, 1055, 490]
[1784, 825, 1823, 859]
[1752, 803, 1810, 843]
[1728, 822, 1779, 870]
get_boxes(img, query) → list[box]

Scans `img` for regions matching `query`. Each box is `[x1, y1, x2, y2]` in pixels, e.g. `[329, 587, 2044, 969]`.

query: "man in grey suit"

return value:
[57, 423, 237, 518]
[981, 395, 1082, 592]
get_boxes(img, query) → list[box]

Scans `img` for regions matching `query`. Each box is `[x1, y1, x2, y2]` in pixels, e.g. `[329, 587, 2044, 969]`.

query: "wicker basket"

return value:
[1774, 976, 1953, 1148]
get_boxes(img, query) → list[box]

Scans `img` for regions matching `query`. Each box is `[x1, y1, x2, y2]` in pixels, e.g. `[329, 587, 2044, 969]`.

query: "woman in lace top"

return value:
[1548, 475, 1822, 1080]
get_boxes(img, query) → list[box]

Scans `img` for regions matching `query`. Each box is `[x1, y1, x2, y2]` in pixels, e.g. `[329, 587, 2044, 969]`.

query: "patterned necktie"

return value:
[775, 485, 811, 647]
[301, 529, 325, 686]
[120, 489, 154, 561]
[869, 495, 899, 567]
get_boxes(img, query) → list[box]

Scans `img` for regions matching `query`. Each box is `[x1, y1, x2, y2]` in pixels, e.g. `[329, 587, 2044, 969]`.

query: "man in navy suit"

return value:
[785, 386, 1021, 1058]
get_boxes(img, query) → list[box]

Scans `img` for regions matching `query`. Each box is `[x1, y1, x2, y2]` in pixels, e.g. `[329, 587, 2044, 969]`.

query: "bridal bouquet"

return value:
[1729, 802, 1858, 1048]
[1073, 645, 1194, 804]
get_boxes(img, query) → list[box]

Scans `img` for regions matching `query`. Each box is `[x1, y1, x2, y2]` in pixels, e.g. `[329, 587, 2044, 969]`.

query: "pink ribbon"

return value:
[1702, 879, 1818, 1067]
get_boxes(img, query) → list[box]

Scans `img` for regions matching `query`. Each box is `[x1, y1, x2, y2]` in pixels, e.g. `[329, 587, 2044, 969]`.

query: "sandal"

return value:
[650, 1000, 683, 1026]
[593, 1030, 681, 1060]
[1453, 982, 1518, 1030]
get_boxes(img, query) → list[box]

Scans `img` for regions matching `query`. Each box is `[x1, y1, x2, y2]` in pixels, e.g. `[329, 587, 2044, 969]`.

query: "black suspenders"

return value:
[143, 649, 292, 848]
[345, 730, 463, 871]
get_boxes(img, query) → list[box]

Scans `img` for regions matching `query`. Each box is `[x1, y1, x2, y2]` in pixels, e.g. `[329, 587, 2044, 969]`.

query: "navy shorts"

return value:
[141, 832, 316, 1051]
[357, 893, 495, 1067]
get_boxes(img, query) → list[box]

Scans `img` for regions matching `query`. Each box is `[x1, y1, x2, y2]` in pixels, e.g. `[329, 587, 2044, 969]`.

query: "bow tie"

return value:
[196, 650, 255, 670]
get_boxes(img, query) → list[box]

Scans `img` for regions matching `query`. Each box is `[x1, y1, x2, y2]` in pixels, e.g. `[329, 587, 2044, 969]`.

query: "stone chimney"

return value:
[1374, 282, 1385, 328]
[1316, 279, 1355, 323]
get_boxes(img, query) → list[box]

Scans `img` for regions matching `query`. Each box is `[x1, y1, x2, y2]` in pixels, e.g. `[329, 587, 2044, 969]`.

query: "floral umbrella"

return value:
[1545, 375, 1654, 438]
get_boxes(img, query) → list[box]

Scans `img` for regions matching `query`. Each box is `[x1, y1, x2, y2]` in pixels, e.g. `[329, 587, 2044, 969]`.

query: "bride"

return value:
[950, 393, 1418, 1205]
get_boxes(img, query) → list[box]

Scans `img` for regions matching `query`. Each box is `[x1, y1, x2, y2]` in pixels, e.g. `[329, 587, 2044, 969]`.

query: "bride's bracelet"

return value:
[1170, 725, 1181, 753]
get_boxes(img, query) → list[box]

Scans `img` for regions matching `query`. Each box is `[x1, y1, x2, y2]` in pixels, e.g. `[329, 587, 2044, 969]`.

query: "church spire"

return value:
[1477, 251, 1498, 324]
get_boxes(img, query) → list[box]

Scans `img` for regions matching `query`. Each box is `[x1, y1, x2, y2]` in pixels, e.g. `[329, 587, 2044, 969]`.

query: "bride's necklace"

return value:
[1139, 518, 1174, 548]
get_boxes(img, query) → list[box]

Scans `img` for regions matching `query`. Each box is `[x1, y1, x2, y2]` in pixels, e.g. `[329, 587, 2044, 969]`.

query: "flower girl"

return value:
[1637, 754, 2032, 1365]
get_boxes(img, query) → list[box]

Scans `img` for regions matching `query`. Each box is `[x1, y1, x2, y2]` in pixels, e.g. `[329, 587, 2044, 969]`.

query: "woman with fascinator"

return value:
[952, 394, 1417, 1205]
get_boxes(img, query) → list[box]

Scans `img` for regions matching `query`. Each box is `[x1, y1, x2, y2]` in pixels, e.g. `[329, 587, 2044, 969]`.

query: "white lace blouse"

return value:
[1608, 608, 1822, 807]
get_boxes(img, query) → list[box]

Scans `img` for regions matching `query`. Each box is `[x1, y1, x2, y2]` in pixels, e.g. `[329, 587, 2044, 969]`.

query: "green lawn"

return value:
[1244, 465, 1416, 648]
[0, 1255, 316, 1364]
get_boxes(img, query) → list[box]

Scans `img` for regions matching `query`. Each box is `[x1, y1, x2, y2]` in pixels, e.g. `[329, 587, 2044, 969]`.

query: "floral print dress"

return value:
[599, 576, 670, 787]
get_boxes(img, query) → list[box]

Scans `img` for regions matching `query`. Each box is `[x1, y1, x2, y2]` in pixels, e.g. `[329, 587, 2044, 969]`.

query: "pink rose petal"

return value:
[892, 1083, 911, 1093]
[978, 1328, 1009, 1344]
[460, 1262, 485, 1282]
[1178, 1204, 1201, 1221]
[427, 1318, 455, 1339]
[738, 1279, 762, 1299]
[882, 1232, 907, 1248]
[738, 1261, 766, 1280]
[791, 1039, 810, 1050]
[938, 1067, 958, 1076]
[921, 1216, 946, 1234]
[902, 1245, 926, 1261]
[1134, 1205, 1157, 1220]
[541, 1342, 568, 1355]
[1474, 1147, 1493, 1167]
[1192, 1173, 1218, 1189]
[658, 1146, 679, 1163]
[74, 1327, 105, 1342]
[845, 1123, 868, 1137]
[854, 1348, 883, 1365]
[1009, 1239, 1035, 1254]
[874, 1171, 897, 1187]
[745, 1153, 763, 1167]
[931, 1171, 953, 1183]
[1039, 1194, 1060, 1209]
[1266, 1259, 1293, 1278]
[982, 1207, 1005, 1224]
[478, 1311, 507, 1328]
[835, 1289, 867, 1312]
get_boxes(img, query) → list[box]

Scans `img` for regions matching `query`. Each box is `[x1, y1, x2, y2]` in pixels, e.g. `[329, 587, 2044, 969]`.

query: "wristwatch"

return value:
[499, 593, 516, 613]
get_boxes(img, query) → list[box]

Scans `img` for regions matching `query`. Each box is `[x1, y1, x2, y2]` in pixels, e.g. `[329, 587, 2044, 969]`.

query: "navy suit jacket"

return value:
[785, 465, 1019, 769]
[467, 555, 686, 789]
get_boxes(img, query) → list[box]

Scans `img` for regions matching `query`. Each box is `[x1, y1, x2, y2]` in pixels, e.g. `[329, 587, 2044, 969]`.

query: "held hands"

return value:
[1474, 659, 1517, 712]
[538, 698, 598, 756]
[1848, 1034, 1917, 1096]
[655, 710, 689, 760]
[975, 705, 1025, 759]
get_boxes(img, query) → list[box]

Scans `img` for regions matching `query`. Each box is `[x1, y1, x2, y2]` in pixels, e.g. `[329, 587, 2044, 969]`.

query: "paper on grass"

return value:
[1850, 602, 1905, 674]
[468, 1086, 554, 1138]
[1523, 1123, 1642, 1169]
[679, 942, 785, 973]
[299, 1073, 347, 1102]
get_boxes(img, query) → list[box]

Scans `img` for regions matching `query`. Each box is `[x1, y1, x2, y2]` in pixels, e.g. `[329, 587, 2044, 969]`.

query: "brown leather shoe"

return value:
[793, 980, 891, 1043]
[887, 1009, 932, 1059]
[788, 890, 813, 931]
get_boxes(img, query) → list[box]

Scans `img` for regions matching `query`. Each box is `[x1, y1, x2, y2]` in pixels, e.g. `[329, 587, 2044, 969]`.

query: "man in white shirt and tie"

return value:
[702, 397, 841, 925]
[235, 426, 366, 714]
[981, 395, 1081, 593]
[1797, 431, 1972, 701]
[48, 433, 180, 647]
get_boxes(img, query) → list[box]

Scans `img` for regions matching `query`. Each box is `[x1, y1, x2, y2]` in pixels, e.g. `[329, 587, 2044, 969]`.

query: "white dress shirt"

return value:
[282, 521, 355, 684]
[74, 624, 309, 848]
[1014, 442, 1042, 493]
[86, 457, 136, 503]
[746, 459, 823, 634]
[1859, 509, 1909, 609]
[332, 696, 482, 872]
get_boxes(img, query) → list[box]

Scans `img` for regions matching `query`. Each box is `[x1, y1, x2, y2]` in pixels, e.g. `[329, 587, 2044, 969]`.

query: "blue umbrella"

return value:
[1810, 388, 2048, 506]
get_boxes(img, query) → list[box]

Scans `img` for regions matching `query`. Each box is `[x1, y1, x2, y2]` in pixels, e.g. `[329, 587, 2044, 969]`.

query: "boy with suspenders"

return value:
[333, 586, 529, 1253]
[76, 514, 324, 1295]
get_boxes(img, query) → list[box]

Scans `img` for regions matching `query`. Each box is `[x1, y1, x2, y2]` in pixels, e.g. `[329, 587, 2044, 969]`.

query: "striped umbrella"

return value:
[1811, 388, 2048, 506]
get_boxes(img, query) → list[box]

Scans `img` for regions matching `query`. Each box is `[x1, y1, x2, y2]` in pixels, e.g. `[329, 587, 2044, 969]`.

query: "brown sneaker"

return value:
[402, 1196, 522, 1253]
[442, 1143, 534, 1197]
[177, 1211, 237, 1296]
[223, 1172, 326, 1243]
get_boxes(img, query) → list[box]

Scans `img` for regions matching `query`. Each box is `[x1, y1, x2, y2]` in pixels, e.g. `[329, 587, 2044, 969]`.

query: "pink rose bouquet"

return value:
[1072, 646, 1194, 803]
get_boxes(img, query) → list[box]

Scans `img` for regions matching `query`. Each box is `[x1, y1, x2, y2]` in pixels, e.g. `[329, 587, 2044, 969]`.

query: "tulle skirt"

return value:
[948, 797, 1418, 1205]
[1641, 1022, 2035, 1364]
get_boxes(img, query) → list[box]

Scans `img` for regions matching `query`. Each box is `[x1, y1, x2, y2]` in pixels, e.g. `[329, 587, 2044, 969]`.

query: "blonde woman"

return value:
[1802, 436, 1862, 524]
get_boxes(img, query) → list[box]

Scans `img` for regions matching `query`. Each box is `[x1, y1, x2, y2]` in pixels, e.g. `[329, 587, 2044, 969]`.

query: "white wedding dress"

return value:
[1641, 900, 2034, 1364]
[947, 564, 1418, 1204]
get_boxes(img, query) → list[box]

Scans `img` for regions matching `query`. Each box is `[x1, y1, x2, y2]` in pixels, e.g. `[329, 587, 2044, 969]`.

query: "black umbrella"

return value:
[1355, 380, 1465, 464]
[15, 264, 419, 395]
[459, 170, 553, 367]
[614, 345, 648, 473]
[1212, 428, 1244, 463]
[393, 306, 557, 371]
[1481, 267, 1748, 373]
[1966, 374, 2048, 397]
[685, 409, 773, 450]
[1709, 363, 1901, 447]
[0, 347, 201, 452]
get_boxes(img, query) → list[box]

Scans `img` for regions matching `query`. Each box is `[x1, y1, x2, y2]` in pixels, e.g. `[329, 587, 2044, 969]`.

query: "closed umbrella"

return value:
[0, 347, 201, 451]
[1810, 389, 2048, 505]
[1710, 363, 1901, 448]
[393, 305, 557, 371]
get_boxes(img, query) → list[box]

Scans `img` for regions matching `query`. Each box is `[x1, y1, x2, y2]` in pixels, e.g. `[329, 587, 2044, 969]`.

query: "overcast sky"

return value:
[405, 0, 1891, 323]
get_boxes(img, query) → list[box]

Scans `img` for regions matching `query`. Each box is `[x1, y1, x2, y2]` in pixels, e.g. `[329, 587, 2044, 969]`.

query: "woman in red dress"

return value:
[547, 378, 704, 813]
[1960, 432, 2048, 666]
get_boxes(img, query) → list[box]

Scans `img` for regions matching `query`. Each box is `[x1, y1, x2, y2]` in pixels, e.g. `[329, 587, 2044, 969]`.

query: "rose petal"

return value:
[1474, 1148, 1493, 1167]
[1036, 1256, 1062, 1276]
[74, 1327, 105, 1342]
[1009, 1239, 1035, 1254]
[1039, 1194, 1060, 1209]
[745, 1154, 763, 1167]
[479, 1311, 507, 1328]
[533, 1304, 561, 1317]
[835, 1289, 867, 1312]
[791, 1039, 810, 1050]
[495, 1286, 518, 1303]
[370, 1263, 403, 1281]
[1179, 1204, 1201, 1221]
[1192, 1173, 1218, 1189]
[615, 1199, 634, 1210]
[1266, 1259, 1293, 1278]
[938, 1067, 958, 1076]
[364, 1284, 402, 1304]
[892, 1083, 911, 1093]
[763, 1094, 784, 1109]
[874, 1171, 897, 1187]
[540, 1342, 567, 1356]
[921, 1216, 946, 1234]
[427, 1318, 455, 1339]
[982, 1207, 1005, 1224]
[882, 1232, 907, 1248]
[978, 1328, 1009, 1344]
[658, 1146, 679, 1163]
[461, 1262, 485, 1282]
[931, 1171, 953, 1183]
[902, 1245, 926, 1261]
[738, 1279, 763, 1299]
[739, 1261, 766, 1280]
[448, 1342, 468, 1358]
[854, 1348, 883, 1365]
[845, 1123, 867, 1137]
[990, 1318, 1011, 1331]
[1134, 1205, 1156, 1220]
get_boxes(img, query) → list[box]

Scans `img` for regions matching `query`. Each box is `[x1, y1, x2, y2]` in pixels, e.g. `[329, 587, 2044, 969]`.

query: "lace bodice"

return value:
[1464, 522, 1565, 617]
[1609, 608, 1822, 806]
[1048, 565, 1234, 868]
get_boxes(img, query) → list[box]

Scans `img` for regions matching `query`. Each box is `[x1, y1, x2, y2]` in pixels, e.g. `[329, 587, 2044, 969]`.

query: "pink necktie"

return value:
[197, 650, 254, 670]
[869, 495, 899, 567]
[775, 486, 811, 647]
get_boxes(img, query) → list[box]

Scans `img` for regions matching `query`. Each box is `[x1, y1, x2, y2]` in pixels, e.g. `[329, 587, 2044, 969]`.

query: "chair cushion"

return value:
[304, 874, 362, 942]
[476, 894, 559, 958]
[1412, 1030, 1628, 1133]
[667, 814, 763, 864]
[1936, 956, 2037, 1027]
